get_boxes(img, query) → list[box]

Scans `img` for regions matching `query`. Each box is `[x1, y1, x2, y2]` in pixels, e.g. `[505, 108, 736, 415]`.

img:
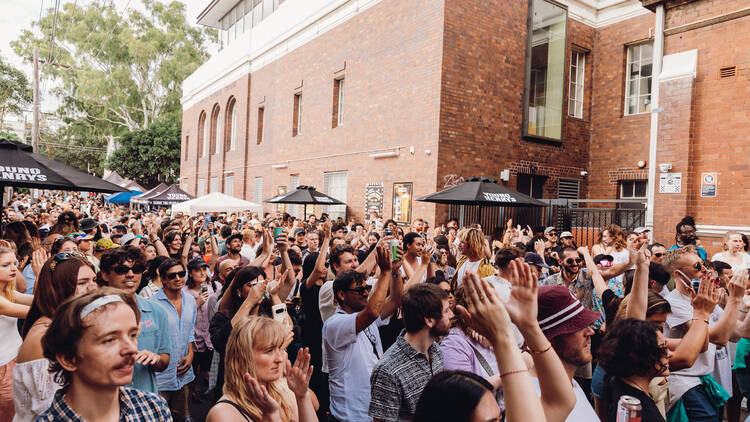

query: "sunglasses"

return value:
[50, 251, 87, 270]
[113, 263, 147, 275]
[547, 232, 558, 236]
[346, 285, 372, 295]
[442, 288, 454, 296]
[653, 252, 664, 257]
[565, 258, 583, 265]
[166, 271, 186, 280]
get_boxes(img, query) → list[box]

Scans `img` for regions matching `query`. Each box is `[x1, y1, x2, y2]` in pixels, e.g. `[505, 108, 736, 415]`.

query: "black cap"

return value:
[524, 252, 549, 269]
[593, 254, 615, 265]
[187, 256, 209, 271]
[80, 217, 98, 232]
[226, 233, 243, 243]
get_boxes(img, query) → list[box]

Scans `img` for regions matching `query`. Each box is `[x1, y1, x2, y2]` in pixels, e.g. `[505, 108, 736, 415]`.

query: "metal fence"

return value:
[448, 199, 646, 247]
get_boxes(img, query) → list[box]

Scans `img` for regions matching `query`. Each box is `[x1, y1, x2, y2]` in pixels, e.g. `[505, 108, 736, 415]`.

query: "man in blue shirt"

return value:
[668, 216, 708, 260]
[151, 258, 197, 422]
[99, 246, 171, 393]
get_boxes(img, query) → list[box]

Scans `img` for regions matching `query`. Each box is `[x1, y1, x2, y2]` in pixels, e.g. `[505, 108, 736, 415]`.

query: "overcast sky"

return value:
[1, 0, 207, 113]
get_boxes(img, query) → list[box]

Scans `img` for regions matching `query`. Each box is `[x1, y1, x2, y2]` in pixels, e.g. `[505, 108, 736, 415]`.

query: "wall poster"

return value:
[392, 182, 413, 225]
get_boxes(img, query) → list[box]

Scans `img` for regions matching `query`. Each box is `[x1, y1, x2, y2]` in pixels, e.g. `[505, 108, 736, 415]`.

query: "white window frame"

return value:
[210, 177, 219, 193]
[225, 175, 234, 196]
[294, 93, 302, 135]
[323, 171, 347, 221]
[254, 177, 264, 204]
[197, 179, 206, 196]
[337, 78, 344, 126]
[568, 51, 585, 118]
[624, 42, 653, 116]
[620, 180, 647, 199]
[215, 111, 222, 155]
[289, 175, 300, 217]
[230, 103, 237, 150]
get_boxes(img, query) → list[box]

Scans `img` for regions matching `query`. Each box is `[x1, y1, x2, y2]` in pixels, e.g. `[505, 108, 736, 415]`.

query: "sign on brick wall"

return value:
[659, 173, 682, 194]
[365, 183, 383, 220]
[700, 172, 717, 197]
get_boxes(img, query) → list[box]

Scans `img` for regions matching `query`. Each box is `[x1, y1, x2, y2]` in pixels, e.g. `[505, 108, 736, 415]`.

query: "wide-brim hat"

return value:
[537, 285, 601, 340]
[80, 217, 98, 232]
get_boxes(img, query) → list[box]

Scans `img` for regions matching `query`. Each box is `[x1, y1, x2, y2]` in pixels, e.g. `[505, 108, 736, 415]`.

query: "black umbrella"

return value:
[265, 185, 345, 205]
[417, 176, 546, 206]
[146, 184, 194, 207]
[0, 138, 127, 203]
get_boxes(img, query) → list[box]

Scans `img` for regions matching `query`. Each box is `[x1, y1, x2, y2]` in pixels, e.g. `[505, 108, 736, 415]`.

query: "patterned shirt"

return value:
[35, 387, 172, 421]
[369, 335, 444, 422]
[542, 268, 604, 329]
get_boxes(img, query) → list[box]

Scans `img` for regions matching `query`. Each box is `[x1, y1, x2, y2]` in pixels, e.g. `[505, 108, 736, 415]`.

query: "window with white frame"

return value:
[625, 42, 653, 115]
[225, 175, 234, 196]
[333, 78, 344, 128]
[210, 177, 219, 193]
[254, 177, 263, 204]
[198, 179, 206, 196]
[568, 51, 585, 118]
[323, 171, 347, 221]
[293, 93, 302, 136]
[288, 175, 300, 217]
[227, 98, 237, 151]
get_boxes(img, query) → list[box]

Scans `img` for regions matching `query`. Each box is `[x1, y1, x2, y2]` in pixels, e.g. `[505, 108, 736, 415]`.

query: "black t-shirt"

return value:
[300, 281, 324, 368]
[605, 377, 665, 422]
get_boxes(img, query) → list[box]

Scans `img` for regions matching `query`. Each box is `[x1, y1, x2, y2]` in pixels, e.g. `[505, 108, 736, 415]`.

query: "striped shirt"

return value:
[35, 387, 172, 421]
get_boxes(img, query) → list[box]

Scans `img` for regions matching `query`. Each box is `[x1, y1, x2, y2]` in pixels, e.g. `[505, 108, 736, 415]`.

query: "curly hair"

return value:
[458, 227, 485, 259]
[597, 224, 626, 251]
[598, 318, 667, 380]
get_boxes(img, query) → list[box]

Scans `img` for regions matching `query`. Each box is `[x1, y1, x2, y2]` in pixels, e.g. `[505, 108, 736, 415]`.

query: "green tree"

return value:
[11, 0, 215, 132]
[0, 55, 32, 131]
[108, 123, 180, 186]
[0, 130, 23, 142]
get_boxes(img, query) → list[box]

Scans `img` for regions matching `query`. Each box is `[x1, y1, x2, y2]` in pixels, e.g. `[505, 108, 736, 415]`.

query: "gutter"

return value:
[645, 4, 664, 236]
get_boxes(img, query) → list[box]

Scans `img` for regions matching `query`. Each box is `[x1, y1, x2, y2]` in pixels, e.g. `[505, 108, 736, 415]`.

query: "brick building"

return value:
[180, 0, 750, 254]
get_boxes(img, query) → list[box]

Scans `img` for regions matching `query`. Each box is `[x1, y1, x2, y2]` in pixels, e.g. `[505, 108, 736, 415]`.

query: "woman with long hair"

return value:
[13, 252, 98, 421]
[451, 228, 494, 288]
[0, 246, 33, 422]
[207, 316, 316, 422]
[592, 224, 629, 295]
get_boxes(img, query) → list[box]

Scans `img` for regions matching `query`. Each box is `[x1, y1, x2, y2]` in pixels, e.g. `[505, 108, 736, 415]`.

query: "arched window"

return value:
[225, 97, 237, 151]
[197, 111, 206, 157]
[210, 104, 220, 155]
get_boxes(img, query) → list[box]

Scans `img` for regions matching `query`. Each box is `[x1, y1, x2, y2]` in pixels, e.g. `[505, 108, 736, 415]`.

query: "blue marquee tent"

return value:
[105, 189, 143, 204]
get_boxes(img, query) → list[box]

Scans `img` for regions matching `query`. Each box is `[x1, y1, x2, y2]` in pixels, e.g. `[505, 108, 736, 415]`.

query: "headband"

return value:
[80, 295, 124, 319]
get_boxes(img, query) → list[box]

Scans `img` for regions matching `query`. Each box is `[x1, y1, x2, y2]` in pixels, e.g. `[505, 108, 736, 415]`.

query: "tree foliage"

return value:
[11, 0, 216, 132]
[0, 55, 32, 130]
[108, 122, 180, 186]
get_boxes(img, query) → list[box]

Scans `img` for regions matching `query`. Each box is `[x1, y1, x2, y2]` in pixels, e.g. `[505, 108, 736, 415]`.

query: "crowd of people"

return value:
[2, 191, 750, 421]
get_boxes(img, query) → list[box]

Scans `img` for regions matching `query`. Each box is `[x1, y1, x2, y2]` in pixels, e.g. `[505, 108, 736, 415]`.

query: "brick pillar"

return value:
[652, 75, 695, 245]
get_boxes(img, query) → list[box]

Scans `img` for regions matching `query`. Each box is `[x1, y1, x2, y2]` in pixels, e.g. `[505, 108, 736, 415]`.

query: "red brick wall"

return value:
[587, 13, 654, 201]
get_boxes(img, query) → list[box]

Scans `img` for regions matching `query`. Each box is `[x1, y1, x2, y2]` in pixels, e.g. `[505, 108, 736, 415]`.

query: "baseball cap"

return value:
[294, 228, 306, 236]
[95, 238, 118, 251]
[537, 285, 601, 340]
[544, 227, 557, 235]
[559, 231, 573, 239]
[187, 256, 209, 271]
[119, 233, 136, 245]
[634, 227, 650, 234]
[593, 254, 615, 265]
[524, 252, 549, 269]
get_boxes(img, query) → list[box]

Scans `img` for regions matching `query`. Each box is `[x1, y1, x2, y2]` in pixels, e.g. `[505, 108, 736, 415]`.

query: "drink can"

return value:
[390, 239, 400, 261]
[616, 395, 642, 422]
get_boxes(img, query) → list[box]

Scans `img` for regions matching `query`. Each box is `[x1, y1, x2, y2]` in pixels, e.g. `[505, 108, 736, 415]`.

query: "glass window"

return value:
[517, 174, 546, 199]
[225, 175, 234, 196]
[257, 107, 264, 144]
[253, 0, 263, 26]
[568, 51, 585, 118]
[625, 42, 653, 115]
[293, 93, 302, 136]
[333, 78, 344, 127]
[289, 175, 300, 217]
[524, 0, 567, 141]
[229, 99, 237, 150]
[254, 177, 263, 204]
[323, 171, 348, 221]
[198, 179, 206, 196]
[620, 180, 647, 199]
[210, 177, 219, 193]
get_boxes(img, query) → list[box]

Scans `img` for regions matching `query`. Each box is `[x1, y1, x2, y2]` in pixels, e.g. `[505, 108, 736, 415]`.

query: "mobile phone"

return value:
[676, 269, 700, 293]
[273, 227, 284, 238]
[272, 303, 288, 323]
[384, 229, 393, 237]
[200, 284, 208, 294]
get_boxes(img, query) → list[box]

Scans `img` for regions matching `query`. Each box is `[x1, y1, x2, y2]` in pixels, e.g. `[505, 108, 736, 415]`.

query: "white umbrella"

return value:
[171, 191, 263, 216]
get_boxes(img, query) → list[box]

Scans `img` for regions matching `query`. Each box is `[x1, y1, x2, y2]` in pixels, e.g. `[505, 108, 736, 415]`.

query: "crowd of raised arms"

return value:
[3, 191, 750, 422]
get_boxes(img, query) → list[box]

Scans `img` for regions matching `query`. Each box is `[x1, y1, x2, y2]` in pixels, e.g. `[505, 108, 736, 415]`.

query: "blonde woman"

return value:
[207, 316, 316, 422]
[712, 231, 750, 272]
[451, 228, 495, 289]
[0, 246, 33, 422]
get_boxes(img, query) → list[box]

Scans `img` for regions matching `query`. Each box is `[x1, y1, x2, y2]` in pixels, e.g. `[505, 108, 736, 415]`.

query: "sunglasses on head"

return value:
[50, 251, 86, 270]
[346, 285, 372, 295]
[166, 270, 186, 280]
[113, 263, 147, 275]
[565, 258, 583, 265]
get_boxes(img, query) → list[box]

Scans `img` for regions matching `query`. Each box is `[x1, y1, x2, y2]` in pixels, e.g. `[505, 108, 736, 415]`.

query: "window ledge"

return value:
[522, 134, 563, 146]
[567, 116, 588, 123]
[622, 111, 651, 118]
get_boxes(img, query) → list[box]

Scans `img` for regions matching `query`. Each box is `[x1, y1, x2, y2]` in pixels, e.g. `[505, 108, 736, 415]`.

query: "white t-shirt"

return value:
[531, 377, 597, 421]
[456, 259, 481, 287]
[664, 289, 722, 404]
[0, 314, 22, 366]
[711, 252, 750, 272]
[239, 242, 259, 261]
[323, 308, 390, 422]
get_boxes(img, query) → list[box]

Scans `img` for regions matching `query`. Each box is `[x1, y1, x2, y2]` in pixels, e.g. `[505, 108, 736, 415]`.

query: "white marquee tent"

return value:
[171, 191, 263, 216]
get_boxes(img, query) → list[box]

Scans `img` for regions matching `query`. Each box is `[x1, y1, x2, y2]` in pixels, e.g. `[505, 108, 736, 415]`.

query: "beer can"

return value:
[616, 395, 642, 422]
[390, 239, 400, 262]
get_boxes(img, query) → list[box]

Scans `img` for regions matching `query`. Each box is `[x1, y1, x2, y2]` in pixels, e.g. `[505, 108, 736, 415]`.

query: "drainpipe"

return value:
[645, 4, 665, 236]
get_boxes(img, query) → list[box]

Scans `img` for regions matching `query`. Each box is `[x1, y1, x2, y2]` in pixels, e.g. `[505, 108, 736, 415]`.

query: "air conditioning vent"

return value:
[557, 178, 580, 200]
[719, 66, 737, 79]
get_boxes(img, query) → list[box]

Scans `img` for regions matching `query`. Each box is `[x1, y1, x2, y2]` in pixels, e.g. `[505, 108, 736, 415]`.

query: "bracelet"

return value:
[692, 317, 709, 324]
[527, 342, 553, 355]
[500, 369, 528, 378]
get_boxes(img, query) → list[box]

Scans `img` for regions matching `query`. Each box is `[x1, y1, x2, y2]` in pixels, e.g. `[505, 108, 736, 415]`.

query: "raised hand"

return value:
[375, 243, 392, 272]
[534, 239, 546, 256]
[456, 270, 514, 344]
[286, 347, 314, 399]
[504, 258, 539, 329]
[31, 248, 49, 276]
[693, 277, 719, 318]
[728, 269, 749, 301]
[244, 373, 280, 415]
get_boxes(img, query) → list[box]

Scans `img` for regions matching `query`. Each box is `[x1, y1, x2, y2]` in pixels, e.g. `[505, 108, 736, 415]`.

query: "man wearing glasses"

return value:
[669, 216, 708, 260]
[99, 246, 171, 395]
[649, 242, 667, 264]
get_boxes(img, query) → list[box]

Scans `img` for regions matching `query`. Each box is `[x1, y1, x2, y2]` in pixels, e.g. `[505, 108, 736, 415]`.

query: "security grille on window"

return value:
[254, 177, 264, 204]
[323, 171, 348, 221]
[568, 51, 585, 118]
[625, 42, 653, 115]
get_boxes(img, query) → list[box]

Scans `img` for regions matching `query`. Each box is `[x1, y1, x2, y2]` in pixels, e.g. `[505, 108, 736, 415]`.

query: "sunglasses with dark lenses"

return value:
[548, 232, 558, 237]
[113, 264, 147, 275]
[50, 252, 87, 270]
[693, 261, 706, 271]
[346, 285, 372, 295]
[166, 271, 186, 280]
[442, 288, 455, 296]
[653, 252, 664, 257]
[565, 258, 583, 265]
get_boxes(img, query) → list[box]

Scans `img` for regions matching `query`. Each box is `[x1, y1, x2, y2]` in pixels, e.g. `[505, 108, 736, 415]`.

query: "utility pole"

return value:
[32, 46, 40, 153]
